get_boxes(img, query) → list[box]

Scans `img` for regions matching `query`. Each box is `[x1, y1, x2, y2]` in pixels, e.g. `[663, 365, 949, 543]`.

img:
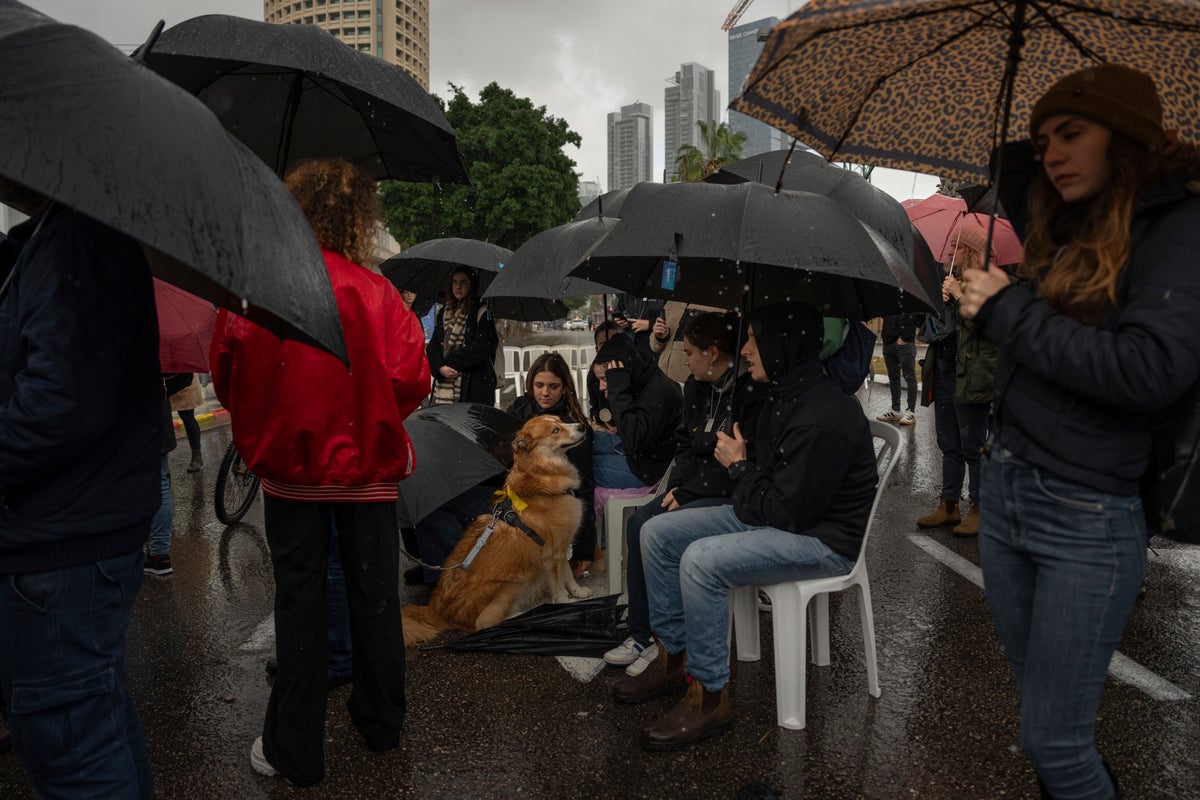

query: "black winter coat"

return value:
[671, 370, 764, 507]
[506, 395, 597, 558]
[427, 300, 499, 406]
[982, 147, 1200, 495]
[594, 335, 682, 485]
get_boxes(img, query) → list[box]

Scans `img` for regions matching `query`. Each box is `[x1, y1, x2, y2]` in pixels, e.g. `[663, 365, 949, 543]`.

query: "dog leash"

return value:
[404, 487, 545, 574]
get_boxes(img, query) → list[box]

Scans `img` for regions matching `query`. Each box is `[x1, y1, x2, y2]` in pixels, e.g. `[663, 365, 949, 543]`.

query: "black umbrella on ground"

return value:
[707, 149, 942, 316]
[396, 403, 521, 528]
[381, 238, 567, 322]
[570, 180, 939, 319]
[421, 594, 629, 658]
[140, 14, 468, 183]
[0, 1, 345, 360]
[483, 216, 624, 304]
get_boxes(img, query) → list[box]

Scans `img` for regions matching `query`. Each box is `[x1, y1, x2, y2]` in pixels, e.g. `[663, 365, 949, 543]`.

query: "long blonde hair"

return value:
[1020, 134, 1162, 325]
[284, 159, 378, 267]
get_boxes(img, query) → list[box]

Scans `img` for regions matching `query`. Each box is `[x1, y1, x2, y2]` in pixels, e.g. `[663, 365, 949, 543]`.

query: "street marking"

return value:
[908, 535, 1193, 702]
[556, 656, 606, 683]
[240, 613, 275, 652]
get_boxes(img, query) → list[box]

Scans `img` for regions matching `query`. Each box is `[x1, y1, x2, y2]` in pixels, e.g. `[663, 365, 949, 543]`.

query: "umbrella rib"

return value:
[1024, 0, 1102, 60]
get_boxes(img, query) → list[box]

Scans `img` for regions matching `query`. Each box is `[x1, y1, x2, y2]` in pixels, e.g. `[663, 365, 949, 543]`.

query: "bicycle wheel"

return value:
[214, 442, 261, 525]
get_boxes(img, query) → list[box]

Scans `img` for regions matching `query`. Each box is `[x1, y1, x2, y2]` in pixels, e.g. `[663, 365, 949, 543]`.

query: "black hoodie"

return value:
[593, 334, 682, 485]
[732, 303, 878, 560]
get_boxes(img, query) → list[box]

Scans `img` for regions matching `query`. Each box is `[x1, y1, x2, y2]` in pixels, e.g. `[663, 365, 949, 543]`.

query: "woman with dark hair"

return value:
[507, 351, 597, 575]
[212, 158, 429, 787]
[427, 268, 499, 406]
[603, 312, 762, 676]
[960, 65, 1200, 798]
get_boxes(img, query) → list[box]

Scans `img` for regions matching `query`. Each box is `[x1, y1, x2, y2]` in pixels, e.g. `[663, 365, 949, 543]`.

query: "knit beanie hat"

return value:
[1029, 64, 1164, 151]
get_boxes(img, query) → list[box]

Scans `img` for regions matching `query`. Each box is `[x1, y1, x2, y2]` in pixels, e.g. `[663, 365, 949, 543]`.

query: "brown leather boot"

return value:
[917, 498, 960, 529]
[641, 679, 733, 751]
[952, 503, 980, 537]
[612, 643, 687, 704]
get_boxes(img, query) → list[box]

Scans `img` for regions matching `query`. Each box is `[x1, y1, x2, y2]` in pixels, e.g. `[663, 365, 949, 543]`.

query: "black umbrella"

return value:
[0, 1, 345, 360]
[574, 187, 631, 221]
[706, 149, 942, 316]
[396, 403, 521, 528]
[421, 594, 629, 657]
[570, 180, 938, 319]
[381, 237, 567, 322]
[483, 216, 624, 304]
[140, 14, 468, 184]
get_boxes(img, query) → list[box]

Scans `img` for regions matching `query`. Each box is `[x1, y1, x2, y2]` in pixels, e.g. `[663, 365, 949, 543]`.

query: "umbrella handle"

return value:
[985, 0, 1028, 271]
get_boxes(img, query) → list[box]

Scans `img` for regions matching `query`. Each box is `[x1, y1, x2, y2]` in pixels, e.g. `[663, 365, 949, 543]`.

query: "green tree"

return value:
[380, 82, 582, 250]
[673, 120, 748, 182]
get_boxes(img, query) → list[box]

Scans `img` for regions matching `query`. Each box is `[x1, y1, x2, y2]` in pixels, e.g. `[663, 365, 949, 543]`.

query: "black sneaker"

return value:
[144, 554, 173, 576]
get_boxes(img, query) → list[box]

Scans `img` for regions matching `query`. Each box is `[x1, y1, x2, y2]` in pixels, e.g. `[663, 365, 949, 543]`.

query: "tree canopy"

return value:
[380, 82, 582, 250]
[674, 120, 748, 182]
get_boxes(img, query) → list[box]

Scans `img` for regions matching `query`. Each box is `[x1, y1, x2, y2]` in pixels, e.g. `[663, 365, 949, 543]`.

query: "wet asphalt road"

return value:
[2, 343, 1198, 799]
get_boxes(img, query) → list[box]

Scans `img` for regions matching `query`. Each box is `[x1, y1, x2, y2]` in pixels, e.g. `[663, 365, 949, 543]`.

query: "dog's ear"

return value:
[512, 432, 531, 454]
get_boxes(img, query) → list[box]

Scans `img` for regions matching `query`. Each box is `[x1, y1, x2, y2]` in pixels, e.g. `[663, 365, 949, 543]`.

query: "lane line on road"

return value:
[557, 656, 606, 683]
[908, 535, 1193, 702]
[240, 613, 275, 652]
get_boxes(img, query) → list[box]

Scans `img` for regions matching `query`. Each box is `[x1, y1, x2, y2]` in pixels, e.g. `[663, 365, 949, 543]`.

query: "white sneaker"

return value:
[250, 737, 277, 778]
[603, 636, 650, 666]
[876, 409, 902, 423]
[624, 641, 659, 676]
[899, 410, 917, 425]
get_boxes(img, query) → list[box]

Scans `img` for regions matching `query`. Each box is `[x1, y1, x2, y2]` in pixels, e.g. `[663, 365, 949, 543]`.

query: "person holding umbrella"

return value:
[211, 158, 429, 787]
[959, 64, 1200, 798]
[427, 268, 499, 406]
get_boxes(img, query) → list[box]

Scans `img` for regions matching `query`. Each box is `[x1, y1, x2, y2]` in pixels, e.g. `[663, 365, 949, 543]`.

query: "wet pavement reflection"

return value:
[2, 348, 1196, 799]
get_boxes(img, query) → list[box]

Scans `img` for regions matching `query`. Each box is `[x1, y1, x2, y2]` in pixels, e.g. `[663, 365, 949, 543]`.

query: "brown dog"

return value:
[402, 415, 592, 646]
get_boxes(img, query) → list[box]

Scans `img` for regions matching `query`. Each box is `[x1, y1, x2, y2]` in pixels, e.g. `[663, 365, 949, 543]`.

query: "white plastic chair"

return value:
[521, 346, 549, 371]
[601, 460, 674, 597]
[728, 419, 903, 730]
[502, 346, 523, 377]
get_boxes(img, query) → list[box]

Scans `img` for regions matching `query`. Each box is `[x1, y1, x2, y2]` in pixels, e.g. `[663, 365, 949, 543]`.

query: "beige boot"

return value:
[952, 504, 980, 537]
[917, 498, 960, 529]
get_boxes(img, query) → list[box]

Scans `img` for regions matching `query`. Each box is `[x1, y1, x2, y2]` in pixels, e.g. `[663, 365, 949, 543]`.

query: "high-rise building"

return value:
[607, 103, 653, 192]
[577, 180, 602, 208]
[728, 18, 790, 158]
[664, 62, 721, 181]
[263, 0, 429, 90]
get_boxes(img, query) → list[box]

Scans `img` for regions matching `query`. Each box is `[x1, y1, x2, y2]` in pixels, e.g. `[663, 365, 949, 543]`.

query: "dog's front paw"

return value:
[552, 592, 571, 604]
[570, 586, 594, 599]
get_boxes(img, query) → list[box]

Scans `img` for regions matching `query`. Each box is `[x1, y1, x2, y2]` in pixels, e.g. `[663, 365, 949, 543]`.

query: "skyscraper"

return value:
[607, 103, 653, 192]
[664, 62, 721, 181]
[728, 18, 790, 158]
[263, 0, 429, 90]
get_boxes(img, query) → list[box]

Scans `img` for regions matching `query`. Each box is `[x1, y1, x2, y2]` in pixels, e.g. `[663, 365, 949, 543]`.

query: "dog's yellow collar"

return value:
[494, 484, 528, 514]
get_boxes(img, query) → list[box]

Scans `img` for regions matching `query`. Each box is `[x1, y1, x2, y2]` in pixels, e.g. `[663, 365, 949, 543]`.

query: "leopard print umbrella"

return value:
[731, 0, 1200, 181]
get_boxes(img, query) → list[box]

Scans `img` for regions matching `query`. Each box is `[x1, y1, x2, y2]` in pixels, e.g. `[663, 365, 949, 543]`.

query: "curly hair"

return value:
[284, 159, 379, 267]
[1020, 134, 1164, 326]
[525, 352, 587, 426]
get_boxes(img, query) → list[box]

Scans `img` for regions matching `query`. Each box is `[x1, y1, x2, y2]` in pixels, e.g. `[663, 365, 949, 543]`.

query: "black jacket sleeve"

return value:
[444, 304, 499, 372]
[605, 368, 679, 462]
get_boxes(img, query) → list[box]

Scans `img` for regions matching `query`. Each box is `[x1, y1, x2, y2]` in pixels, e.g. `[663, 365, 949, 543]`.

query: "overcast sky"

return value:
[29, 0, 939, 201]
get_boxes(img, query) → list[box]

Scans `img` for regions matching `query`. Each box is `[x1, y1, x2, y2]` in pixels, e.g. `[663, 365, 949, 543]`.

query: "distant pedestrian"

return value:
[212, 158, 429, 787]
[427, 268, 499, 406]
[147, 379, 183, 576]
[960, 64, 1200, 798]
[875, 313, 922, 426]
[167, 372, 205, 472]
[0, 178, 160, 798]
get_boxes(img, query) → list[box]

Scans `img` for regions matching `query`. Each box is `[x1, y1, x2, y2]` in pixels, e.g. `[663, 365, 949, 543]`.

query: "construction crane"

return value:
[721, 0, 756, 30]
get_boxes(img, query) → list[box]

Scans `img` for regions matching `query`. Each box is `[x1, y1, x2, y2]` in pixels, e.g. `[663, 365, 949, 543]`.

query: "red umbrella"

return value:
[902, 196, 1023, 271]
[155, 278, 216, 372]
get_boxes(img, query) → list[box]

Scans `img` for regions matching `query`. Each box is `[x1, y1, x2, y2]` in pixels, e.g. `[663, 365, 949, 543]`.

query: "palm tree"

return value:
[674, 120, 748, 182]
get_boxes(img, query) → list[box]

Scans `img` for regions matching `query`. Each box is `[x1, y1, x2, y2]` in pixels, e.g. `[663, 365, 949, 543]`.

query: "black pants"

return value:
[261, 495, 405, 786]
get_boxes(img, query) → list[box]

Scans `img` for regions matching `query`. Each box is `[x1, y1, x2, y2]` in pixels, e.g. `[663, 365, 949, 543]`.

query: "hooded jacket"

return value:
[593, 334, 682, 485]
[671, 369, 763, 507]
[0, 206, 160, 573]
[731, 303, 878, 560]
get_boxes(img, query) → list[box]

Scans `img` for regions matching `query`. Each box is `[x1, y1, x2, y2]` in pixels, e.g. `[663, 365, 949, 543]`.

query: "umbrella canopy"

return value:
[573, 188, 631, 221]
[396, 403, 522, 528]
[570, 180, 939, 319]
[732, 0, 1200, 181]
[706, 148, 942, 315]
[381, 237, 567, 322]
[0, 1, 345, 360]
[483, 216, 624, 303]
[422, 594, 629, 657]
[155, 279, 217, 373]
[141, 14, 468, 183]
[903, 195, 1023, 268]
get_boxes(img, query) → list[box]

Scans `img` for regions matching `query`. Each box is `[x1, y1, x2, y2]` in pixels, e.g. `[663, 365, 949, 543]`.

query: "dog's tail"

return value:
[401, 604, 449, 647]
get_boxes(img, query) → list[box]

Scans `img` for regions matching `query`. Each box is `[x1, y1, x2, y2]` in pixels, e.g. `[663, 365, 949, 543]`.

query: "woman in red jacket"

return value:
[211, 159, 429, 788]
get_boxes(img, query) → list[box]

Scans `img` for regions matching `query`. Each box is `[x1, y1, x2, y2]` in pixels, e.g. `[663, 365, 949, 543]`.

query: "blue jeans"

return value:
[414, 485, 494, 583]
[0, 550, 152, 799]
[326, 524, 352, 677]
[148, 454, 172, 556]
[592, 429, 647, 490]
[641, 504, 851, 689]
[882, 341, 917, 411]
[980, 449, 1145, 800]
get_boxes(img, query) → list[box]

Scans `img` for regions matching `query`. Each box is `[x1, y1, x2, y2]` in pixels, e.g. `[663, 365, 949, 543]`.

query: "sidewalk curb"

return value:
[173, 407, 230, 437]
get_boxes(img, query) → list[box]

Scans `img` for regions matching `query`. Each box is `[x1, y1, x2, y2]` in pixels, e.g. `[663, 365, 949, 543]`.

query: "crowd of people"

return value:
[1, 63, 1198, 800]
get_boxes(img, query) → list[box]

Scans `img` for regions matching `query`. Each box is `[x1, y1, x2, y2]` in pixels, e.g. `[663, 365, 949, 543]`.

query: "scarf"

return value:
[432, 306, 468, 405]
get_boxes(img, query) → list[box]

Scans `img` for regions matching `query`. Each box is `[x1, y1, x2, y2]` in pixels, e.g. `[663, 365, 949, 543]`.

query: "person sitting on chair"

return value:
[611, 301, 877, 751]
